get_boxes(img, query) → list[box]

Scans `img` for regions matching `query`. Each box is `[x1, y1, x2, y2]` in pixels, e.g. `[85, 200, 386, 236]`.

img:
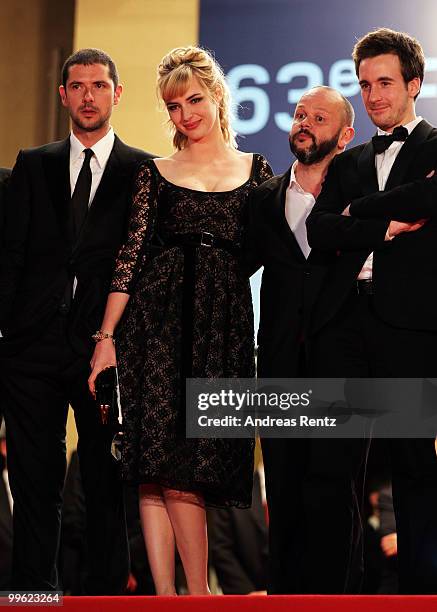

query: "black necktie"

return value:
[71, 148, 93, 240]
[372, 125, 408, 154]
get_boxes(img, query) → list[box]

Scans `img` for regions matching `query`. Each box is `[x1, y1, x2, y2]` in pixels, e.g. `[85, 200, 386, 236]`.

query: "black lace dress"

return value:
[110, 154, 273, 508]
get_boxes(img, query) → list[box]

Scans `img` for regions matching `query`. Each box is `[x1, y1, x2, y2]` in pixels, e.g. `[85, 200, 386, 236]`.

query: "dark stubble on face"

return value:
[71, 107, 110, 133]
[289, 128, 341, 165]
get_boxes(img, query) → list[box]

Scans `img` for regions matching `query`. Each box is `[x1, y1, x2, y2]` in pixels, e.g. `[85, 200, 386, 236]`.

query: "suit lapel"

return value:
[385, 119, 434, 190]
[89, 135, 128, 212]
[42, 138, 71, 241]
[268, 168, 307, 262]
[357, 141, 379, 196]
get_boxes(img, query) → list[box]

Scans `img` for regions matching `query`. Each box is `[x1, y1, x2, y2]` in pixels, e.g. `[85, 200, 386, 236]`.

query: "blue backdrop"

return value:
[200, 0, 437, 173]
[199, 0, 437, 334]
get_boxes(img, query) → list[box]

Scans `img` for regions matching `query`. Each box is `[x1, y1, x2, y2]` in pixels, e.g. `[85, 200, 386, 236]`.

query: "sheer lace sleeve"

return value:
[110, 160, 158, 294]
[253, 154, 274, 185]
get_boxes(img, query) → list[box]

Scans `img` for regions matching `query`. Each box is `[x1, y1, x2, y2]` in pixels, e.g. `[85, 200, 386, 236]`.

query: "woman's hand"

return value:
[88, 338, 117, 397]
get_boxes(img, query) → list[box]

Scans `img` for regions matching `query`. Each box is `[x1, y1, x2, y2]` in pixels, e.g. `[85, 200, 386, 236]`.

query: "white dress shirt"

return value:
[285, 161, 316, 259]
[357, 116, 422, 280]
[69, 127, 115, 203]
[69, 127, 115, 295]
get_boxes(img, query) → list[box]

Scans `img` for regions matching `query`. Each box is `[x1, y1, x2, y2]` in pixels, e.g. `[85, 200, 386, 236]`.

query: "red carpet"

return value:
[30, 595, 437, 611]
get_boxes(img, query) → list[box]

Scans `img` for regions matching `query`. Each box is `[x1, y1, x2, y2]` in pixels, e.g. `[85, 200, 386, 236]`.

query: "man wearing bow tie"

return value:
[0, 49, 152, 592]
[307, 28, 437, 594]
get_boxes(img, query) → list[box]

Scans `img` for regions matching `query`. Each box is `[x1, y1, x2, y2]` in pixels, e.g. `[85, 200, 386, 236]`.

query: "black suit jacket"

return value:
[0, 169, 11, 243]
[245, 169, 331, 377]
[0, 136, 152, 356]
[306, 119, 437, 333]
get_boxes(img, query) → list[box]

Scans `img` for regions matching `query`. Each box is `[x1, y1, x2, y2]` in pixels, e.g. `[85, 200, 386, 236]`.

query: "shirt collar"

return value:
[289, 160, 301, 189]
[288, 160, 313, 198]
[69, 127, 115, 169]
[377, 116, 422, 137]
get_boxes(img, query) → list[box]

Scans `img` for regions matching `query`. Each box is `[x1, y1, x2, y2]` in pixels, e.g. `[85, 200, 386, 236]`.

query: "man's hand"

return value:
[386, 218, 428, 240]
[380, 532, 397, 557]
[342, 204, 351, 216]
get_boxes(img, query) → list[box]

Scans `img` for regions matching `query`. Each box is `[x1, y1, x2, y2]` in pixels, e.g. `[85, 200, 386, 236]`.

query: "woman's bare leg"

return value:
[139, 484, 177, 595]
[163, 488, 211, 595]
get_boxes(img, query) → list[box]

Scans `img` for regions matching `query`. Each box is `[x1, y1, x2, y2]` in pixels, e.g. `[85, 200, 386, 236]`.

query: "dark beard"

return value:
[289, 129, 341, 165]
[71, 107, 109, 133]
[72, 116, 107, 132]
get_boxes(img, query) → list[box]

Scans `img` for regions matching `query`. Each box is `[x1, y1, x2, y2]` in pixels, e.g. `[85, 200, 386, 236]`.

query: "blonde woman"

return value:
[88, 46, 273, 595]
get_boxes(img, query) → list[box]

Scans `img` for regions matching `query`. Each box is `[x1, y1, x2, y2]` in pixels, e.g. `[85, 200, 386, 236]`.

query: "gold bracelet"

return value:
[92, 330, 115, 343]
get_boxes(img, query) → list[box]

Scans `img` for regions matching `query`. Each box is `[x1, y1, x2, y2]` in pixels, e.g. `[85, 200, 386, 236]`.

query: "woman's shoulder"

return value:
[235, 150, 272, 169]
[132, 158, 166, 194]
[152, 156, 180, 174]
[249, 151, 272, 165]
[248, 152, 274, 183]
[136, 156, 157, 174]
[135, 156, 172, 184]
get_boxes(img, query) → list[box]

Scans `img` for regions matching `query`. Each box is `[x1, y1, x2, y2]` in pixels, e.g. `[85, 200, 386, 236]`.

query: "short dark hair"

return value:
[352, 28, 425, 97]
[61, 48, 119, 89]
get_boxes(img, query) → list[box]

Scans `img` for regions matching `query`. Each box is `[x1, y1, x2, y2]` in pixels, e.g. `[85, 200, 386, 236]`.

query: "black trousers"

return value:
[261, 341, 369, 594]
[1, 313, 128, 593]
[262, 436, 368, 594]
[309, 292, 437, 594]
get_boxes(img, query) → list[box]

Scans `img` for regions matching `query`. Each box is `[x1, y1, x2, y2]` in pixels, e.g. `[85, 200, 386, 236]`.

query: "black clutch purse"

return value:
[95, 366, 121, 432]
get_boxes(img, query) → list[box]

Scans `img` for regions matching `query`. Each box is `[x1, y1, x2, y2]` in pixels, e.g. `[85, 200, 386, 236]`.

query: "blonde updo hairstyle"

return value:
[157, 46, 237, 150]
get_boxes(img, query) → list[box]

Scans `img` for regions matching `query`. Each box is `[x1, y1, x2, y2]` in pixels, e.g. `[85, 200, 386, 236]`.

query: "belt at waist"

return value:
[163, 232, 240, 256]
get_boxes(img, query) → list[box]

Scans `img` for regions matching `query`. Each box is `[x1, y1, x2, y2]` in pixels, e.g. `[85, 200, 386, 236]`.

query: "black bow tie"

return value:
[372, 126, 409, 154]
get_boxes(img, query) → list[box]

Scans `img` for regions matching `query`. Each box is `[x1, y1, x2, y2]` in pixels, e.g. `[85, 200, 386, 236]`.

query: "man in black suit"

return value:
[306, 28, 437, 594]
[245, 86, 355, 593]
[0, 48, 152, 592]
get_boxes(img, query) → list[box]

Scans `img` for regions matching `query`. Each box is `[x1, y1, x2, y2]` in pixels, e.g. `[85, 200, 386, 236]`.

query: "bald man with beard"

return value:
[245, 86, 357, 594]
